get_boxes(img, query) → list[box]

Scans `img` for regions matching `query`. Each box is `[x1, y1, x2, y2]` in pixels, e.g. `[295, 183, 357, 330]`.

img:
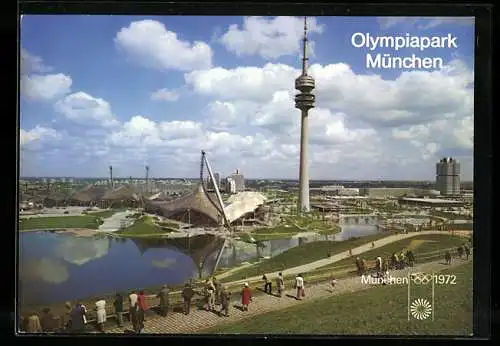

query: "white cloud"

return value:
[185, 63, 296, 102]
[115, 19, 213, 71]
[20, 49, 52, 75]
[187, 59, 473, 129]
[21, 73, 72, 101]
[378, 16, 474, 30]
[20, 126, 61, 148]
[220, 16, 324, 60]
[183, 59, 472, 178]
[54, 91, 120, 128]
[21, 51, 473, 180]
[452, 116, 473, 150]
[151, 88, 180, 102]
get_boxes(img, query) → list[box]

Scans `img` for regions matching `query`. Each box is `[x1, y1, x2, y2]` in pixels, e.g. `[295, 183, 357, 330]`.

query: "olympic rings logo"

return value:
[410, 273, 433, 285]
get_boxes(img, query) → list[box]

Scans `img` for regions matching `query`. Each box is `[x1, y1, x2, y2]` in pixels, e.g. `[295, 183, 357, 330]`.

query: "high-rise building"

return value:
[207, 172, 221, 191]
[436, 157, 461, 195]
[229, 169, 245, 192]
[225, 177, 236, 194]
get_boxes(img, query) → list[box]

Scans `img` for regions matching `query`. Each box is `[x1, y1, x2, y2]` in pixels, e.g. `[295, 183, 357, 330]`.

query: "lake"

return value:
[18, 224, 381, 306]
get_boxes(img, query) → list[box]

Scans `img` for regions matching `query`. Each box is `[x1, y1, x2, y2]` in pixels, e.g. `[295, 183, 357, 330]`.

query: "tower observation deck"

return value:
[295, 16, 315, 213]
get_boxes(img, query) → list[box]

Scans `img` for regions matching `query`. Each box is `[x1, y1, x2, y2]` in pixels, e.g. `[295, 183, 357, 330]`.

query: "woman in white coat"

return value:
[95, 299, 107, 333]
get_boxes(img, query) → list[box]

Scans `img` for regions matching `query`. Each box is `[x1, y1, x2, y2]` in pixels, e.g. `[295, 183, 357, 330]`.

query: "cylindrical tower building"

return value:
[295, 16, 315, 213]
[435, 157, 461, 195]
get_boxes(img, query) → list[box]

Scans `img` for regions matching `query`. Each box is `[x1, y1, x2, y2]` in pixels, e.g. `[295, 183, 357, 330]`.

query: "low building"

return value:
[398, 197, 464, 208]
[360, 188, 414, 198]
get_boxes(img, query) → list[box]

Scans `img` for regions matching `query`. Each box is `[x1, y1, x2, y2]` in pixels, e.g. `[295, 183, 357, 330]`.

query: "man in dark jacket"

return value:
[113, 293, 124, 327]
[157, 285, 170, 317]
[219, 286, 231, 317]
[213, 277, 222, 306]
[68, 303, 86, 333]
[40, 308, 58, 332]
[181, 282, 194, 315]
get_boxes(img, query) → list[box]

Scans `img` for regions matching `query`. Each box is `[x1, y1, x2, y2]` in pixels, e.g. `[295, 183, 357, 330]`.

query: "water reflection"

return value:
[131, 235, 226, 279]
[334, 225, 381, 241]
[18, 225, 381, 306]
[54, 236, 111, 266]
[217, 225, 381, 268]
[19, 232, 225, 306]
[151, 258, 177, 268]
[21, 257, 69, 284]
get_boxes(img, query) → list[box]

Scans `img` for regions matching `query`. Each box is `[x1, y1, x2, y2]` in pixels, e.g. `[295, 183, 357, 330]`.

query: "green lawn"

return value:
[283, 215, 342, 235]
[317, 234, 468, 271]
[251, 232, 301, 241]
[116, 216, 167, 236]
[246, 216, 341, 242]
[85, 209, 124, 218]
[158, 221, 180, 229]
[222, 233, 395, 282]
[19, 215, 101, 231]
[206, 261, 473, 335]
[252, 224, 302, 234]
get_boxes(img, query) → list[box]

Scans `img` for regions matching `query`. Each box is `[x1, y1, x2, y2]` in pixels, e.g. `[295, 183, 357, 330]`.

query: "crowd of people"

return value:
[445, 243, 471, 265]
[20, 271, 313, 334]
[20, 240, 473, 334]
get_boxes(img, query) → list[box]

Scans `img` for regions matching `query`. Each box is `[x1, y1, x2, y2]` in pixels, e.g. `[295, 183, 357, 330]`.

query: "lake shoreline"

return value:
[18, 225, 386, 319]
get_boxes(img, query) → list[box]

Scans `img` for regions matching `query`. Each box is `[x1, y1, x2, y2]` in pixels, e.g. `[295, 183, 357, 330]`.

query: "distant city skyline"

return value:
[19, 175, 474, 183]
[20, 16, 474, 180]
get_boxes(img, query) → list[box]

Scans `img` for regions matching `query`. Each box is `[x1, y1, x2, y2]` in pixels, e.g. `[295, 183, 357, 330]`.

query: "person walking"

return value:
[295, 274, 304, 300]
[25, 312, 42, 333]
[181, 282, 194, 315]
[376, 256, 383, 275]
[157, 285, 170, 317]
[128, 291, 139, 333]
[60, 302, 73, 332]
[464, 244, 471, 260]
[40, 308, 58, 332]
[213, 277, 222, 306]
[205, 279, 216, 311]
[262, 274, 272, 294]
[276, 272, 285, 297]
[330, 276, 337, 291]
[113, 293, 124, 328]
[219, 286, 231, 317]
[445, 250, 452, 265]
[68, 303, 86, 334]
[95, 298, 107, 333]
[241, 283, 252, 311]
[137, 291, 149, 333]
[79, 303, 88, 326]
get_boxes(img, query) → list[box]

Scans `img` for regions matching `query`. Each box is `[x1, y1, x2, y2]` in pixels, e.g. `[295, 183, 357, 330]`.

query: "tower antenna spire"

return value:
[302, 16, 309, 75]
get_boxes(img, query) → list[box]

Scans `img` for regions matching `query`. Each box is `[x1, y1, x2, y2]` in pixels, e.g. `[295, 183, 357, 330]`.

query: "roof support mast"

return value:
[201, 150, 231, 276]
[201, 150, 231, 229]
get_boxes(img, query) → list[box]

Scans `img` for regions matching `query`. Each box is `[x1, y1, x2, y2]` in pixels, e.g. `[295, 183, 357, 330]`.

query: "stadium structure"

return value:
[21, 151, 270, 228]
[144, 151, 269, 227]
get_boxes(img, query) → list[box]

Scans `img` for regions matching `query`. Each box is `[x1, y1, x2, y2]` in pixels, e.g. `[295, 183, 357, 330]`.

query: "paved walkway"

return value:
[98, 211, 135, 232]
[98, 257, 471, 334]
[217, 230, 456, 282]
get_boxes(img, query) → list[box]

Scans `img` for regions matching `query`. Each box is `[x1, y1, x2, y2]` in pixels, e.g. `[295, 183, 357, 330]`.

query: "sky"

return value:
[20, 15, 474, 180]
